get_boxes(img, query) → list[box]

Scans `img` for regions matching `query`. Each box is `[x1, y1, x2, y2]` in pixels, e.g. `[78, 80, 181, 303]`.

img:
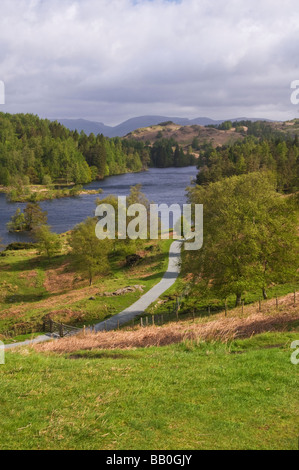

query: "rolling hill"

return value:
[56, 115, 270, 138]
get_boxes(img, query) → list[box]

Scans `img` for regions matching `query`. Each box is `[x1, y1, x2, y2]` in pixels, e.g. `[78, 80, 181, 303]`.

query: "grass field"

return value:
[0, 239, 172, 342]
[1, 328, 298, 450]
[1, 234, 298, 450]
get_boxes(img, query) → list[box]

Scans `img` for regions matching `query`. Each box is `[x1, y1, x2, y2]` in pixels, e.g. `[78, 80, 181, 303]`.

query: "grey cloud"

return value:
[0, 0, 299, 124]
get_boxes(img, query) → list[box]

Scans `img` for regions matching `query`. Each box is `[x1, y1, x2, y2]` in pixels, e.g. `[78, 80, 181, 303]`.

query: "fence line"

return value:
[43, 319, 81, 338]
[1, 291, 297, 339]
[132, 290, 297, 331]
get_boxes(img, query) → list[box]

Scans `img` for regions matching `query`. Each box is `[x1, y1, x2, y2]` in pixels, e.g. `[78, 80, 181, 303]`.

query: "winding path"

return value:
[94, 240, 182, 332]
[3, 240, 182, 350]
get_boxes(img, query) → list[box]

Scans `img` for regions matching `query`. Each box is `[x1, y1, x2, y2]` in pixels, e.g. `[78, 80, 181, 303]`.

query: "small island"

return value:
[0, 183, 103, 203]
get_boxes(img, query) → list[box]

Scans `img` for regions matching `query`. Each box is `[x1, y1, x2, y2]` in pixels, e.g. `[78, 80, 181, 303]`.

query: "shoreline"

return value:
[0, 168, 150, 203]
[0, 185, 103, 203]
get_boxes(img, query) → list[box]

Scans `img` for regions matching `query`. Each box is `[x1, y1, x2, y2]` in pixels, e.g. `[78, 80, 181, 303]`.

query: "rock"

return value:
[89, 296, 96, 301]
[97, 285, 145, 297]
[134, 285, 145, 292]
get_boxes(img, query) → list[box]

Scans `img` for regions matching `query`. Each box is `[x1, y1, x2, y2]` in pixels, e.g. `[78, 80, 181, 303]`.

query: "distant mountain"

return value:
[56, 116, 272, 138]
[55, 119, 112, 136]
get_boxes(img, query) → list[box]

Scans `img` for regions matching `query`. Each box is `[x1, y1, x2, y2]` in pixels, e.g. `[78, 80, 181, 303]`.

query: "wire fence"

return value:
[2, 291, 297, 338]
[127, 290, 298, 330]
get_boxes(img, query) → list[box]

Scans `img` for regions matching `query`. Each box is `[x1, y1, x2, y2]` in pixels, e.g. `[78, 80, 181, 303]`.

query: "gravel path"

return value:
[94, 240, 182, 332]
[3, 240, 182, 349]
[3, 334, 58, 350]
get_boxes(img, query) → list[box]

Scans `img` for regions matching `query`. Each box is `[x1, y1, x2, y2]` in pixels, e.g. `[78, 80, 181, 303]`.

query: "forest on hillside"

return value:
[0, 113, 195, 188]
[196, 134, 299, 192]
[0, 113, 147, 187]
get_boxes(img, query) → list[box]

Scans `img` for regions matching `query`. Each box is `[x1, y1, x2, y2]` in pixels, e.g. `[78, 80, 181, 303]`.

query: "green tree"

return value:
[42, 175, 52, 186]
[7, 208, 26, 232]
[192, 137, 199, 150]
[34, 225, 62, 258]
[0, 167, 10, 186]
[69, 218, 112, 285]
[255, 194, 299, 298]
[24, 203, 48, 231]
[127, 184, 150, 209]
[186, 172, 299, 306]
[219, 120, 233, 130]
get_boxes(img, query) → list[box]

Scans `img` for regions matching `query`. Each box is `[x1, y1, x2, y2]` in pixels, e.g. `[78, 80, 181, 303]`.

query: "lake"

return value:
[0, 167, 198, 246]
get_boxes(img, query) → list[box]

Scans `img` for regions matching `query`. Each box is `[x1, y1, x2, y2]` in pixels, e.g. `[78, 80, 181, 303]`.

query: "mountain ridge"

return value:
[55, 115, 272, 138]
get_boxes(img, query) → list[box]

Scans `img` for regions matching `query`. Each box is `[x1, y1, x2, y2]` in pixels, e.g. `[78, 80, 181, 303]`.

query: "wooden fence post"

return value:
[59, 323, 63, 338]
[276, 297, 279, 310]
[152, 315, 155, 326]
[140, 318, 143, 327]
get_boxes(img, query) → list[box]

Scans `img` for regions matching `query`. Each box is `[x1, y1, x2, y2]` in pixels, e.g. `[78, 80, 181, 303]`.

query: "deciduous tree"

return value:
[69, 218, 112, 286]
[186, 172, 299, 306]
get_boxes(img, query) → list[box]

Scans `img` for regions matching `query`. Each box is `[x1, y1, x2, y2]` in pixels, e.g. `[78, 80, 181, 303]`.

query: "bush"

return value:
[42, 175, 52, 186]
[5, 242, 36, 251]
[158, 121, 174, 127]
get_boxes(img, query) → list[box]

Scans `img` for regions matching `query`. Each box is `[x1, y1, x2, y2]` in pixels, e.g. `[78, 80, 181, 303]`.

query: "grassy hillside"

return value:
[1, 325, 298, 450]
[125, 122, 245, 153]
[36, 292, 299, 353]
[1, 260, 298, 450]
[0, 238, 172, 342]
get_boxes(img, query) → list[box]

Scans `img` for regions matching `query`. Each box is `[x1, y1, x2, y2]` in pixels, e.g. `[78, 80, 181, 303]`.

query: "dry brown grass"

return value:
[44, 263, 85, 293]
[35, 293, 299, 354]
[125, 123, 244, 148]
[19, 270, 38, 287]
[0, 285, 100, 321]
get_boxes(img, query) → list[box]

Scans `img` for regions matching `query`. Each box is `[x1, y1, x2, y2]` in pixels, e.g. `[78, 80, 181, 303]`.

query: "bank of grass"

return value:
[0, 238, 173, 340]
[147, 273, 299, 319]
[1, 184, 102, 202]
[36, 292, 299, 353]
[1, 329, 298, 450]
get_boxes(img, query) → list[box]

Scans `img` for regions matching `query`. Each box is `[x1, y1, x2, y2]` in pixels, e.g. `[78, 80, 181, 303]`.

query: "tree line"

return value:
[0, 113, 196, 188]
[150, 138, 196, 168]
[196, 135, 299, 192]
[0, 113, 146, 187]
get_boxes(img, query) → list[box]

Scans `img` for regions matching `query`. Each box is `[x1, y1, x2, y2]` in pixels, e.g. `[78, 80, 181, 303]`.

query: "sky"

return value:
[0, 0, 299, 125]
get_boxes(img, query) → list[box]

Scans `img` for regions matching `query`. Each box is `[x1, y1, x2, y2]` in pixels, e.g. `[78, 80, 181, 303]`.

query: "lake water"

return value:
[0, 167, 198, 246]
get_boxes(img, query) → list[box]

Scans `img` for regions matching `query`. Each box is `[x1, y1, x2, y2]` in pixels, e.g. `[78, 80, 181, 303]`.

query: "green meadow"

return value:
[1, 331, 298, 450]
